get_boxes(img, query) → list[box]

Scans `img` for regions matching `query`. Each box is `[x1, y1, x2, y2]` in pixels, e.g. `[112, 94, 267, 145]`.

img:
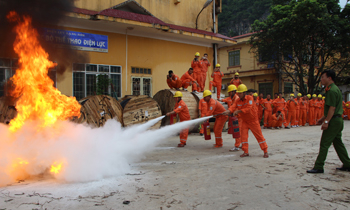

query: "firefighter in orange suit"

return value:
[253, 93, 260, 119]
[203, 90, 228, 148]
[299, 96, 308, 126]
[222, 85, 238, 107]
[315, 94, 323, 121]
[198, 98, 207, 136]
[286, 94, 298, 128]
[270, 111, 284, 129]
[191, 52, 203, 93]
[273, 93, 288, 129]
[261, 94, 273, 128]
[222, 85, 241, 151]
[201, 53, 211, 91]
[166, 91, 191, 147]
[306, 94, 311, 123]
[166, 70, 182, 90]
[346, 102, 350, 120]
[209, 64, 224, 100]
[296, 93, 302, 126]
[223, 84, 269, 158]
[230, 72, 242, 87]
[309, 94, 317, 125]
[258, 93, 264, 123]
[181, 68, 199, 92]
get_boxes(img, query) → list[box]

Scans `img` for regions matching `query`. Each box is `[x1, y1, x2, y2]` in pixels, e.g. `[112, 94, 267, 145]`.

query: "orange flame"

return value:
[6, 11, 81, 132]
[50, 162, 63, 174]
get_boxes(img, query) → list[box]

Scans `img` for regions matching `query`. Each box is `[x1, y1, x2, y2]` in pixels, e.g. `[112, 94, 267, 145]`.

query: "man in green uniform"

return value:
[307, 70, 350, 173]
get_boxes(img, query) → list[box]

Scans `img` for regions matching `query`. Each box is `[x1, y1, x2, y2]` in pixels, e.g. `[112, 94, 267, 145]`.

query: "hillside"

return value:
[218, 0, 272, 37]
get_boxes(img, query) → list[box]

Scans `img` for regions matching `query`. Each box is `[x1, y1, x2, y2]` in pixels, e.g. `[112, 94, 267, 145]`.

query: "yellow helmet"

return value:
[203, 90, 212, 97]
[235, 72, 239, 76]
[290, 94, 295, 97]
[174, 91, 183, 98]
[215, 63, 221, 68]
[318, 94, 322, 98]
[237, 84, 248, 93]
[297, 93, 302, 97]
[346, 104, 349, 107]
[307, 94, 311, 98]
[322, 96, 325, 100]
[227, 85, 237, 93]
[312, 94, 317, 98]
[195, 52, 200, 57]
[253, 93, 258, 97]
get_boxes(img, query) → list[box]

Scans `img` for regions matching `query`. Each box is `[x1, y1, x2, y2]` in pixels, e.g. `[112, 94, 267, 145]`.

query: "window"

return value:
[228, 50, 240, 66]
[132, 77, 152, 97]
[259, 83, 273, 98]
[284, 53, 293, 62]
[73, 63, 122, 100]
[1, 58, 57, 97]
[131, 67, 151, 74]
[284, 82, 293, 93]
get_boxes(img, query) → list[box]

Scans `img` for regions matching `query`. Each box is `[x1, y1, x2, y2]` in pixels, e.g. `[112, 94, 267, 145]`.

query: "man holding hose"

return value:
[166, 91, 191, 147]
[223, 84, 269, 158]
[203, 90, 228, 148]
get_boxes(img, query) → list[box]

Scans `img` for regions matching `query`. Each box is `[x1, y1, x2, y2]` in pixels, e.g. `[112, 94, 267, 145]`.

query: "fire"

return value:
[50, 162, 63, 174]
[6, 11, 81, 132]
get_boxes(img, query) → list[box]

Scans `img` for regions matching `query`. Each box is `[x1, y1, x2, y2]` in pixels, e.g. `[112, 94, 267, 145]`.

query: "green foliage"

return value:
[96, 74, 111, 95]
[250, 0, 350, 94]
[219, 0, 273, 36]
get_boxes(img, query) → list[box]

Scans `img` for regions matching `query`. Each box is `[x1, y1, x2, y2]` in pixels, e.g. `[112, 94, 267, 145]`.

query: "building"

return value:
[0, 0, 236, 100]
[217, 32, 301, 98]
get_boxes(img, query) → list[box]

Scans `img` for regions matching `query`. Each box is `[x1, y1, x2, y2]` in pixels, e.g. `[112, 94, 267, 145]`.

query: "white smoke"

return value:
[0, 116, 211, 186]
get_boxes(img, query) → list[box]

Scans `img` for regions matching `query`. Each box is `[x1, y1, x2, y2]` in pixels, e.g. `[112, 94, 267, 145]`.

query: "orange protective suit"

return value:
[296, 98, 302, 125]
[229, 95, 268, 154]
[346, 101, 350, 120]
[262, 99, 273, 127]
[181, 71, 198, 91]
[209, 71, 224, 99]
[174, 100, 191, 144]
[315, 100, 323, 121]
[230, 78, 242, 87]
[206, 98, 228, 147]
[201, 59, 210, 91]
[309, 99, 317, 125]
[273, 98, 287, 126]
[286, 99, 298, 127]
[306, 99, 310, 123]
[199, 98, 207, 134]
[222, 95, 241, 147]
[167, 74, 182, 89]
[191, 59, 203, 92]
[299, 100, 307, 126]
[222, 94, 239, 107]
[258, 97, 264, 122]
[270, 113, 283, 128]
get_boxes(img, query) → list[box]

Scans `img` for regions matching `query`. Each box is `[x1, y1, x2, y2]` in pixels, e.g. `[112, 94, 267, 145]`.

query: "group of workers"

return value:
[166, 52, 242, 100]
[166, 83, 269, 158]
[252, 92, 328, 129]
[166, 69, 350, 174]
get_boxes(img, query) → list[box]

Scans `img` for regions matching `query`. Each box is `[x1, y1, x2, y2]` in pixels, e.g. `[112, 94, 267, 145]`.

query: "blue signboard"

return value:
[42, 28, 108, 52]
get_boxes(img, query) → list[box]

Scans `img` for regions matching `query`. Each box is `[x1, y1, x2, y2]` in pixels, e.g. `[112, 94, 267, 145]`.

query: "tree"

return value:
[249, 0, 350, 94]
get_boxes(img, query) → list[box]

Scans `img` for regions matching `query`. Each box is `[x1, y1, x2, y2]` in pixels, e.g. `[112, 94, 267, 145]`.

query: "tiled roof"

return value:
[73, 8, 98, 16]
[72, 7, 235, 41]
[98, 8, 166, 25]
[167, 24, 234, 41]
[231, 32, 256, 39]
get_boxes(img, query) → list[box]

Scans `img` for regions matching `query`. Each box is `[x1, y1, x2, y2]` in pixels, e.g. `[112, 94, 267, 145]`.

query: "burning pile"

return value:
[0, 11, 208, 187]
[7, 11, 81, 132]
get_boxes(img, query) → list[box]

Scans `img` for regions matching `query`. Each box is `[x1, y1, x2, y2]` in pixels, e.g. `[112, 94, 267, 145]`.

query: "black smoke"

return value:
[0, 0, 89, 76]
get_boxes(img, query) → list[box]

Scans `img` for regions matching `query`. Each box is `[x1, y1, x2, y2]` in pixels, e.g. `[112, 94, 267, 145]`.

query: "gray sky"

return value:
[339, 0, 348, 8]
